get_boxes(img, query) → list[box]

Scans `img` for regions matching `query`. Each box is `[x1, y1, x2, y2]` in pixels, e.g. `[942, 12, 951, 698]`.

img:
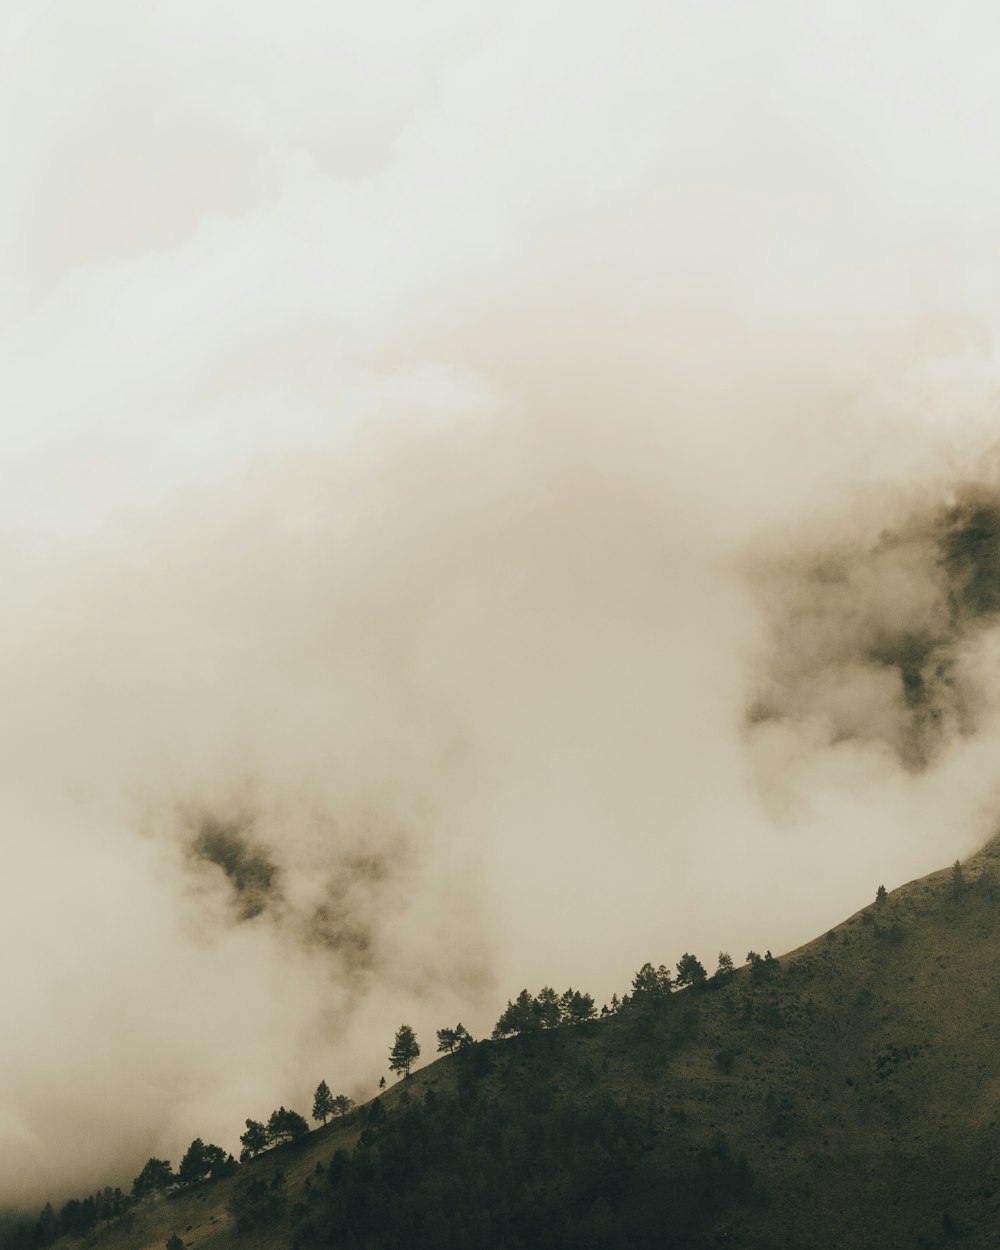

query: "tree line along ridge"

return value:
[2, 937, 804, 1250]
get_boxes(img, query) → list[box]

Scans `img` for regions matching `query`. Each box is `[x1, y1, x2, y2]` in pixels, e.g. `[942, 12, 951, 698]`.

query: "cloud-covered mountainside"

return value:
[6, 0, 1000, 1214]
[750, 486, 1000, 771]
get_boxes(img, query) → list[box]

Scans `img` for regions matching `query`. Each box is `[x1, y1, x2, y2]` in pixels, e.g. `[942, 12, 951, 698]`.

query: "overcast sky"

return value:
[5, 0, 1000, 1209]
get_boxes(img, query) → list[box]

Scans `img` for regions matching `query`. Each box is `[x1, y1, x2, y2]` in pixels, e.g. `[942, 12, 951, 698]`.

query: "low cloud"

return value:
[5, 0, 1000, 1217]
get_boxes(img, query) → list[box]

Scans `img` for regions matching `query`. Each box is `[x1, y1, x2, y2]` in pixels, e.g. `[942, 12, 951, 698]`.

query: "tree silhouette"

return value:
[312, 1080, 335, 1125]
[632, 962, 672, 1000]
[436, 1027, 458, 1053]
[332, 1094, 355, 1118]
[714, 952, 735, 984]
[438, 1021, 477, 1050]
[675, 953, 708, 989]
[563, 989, 597, 1024]
[266, 1107, 310, 1144]
[239, 1119, 268, 1160]
[389, 1024, 420, 1078]
[178, 1139, 229, 1185]
[536, 986, 563, 1028]
[132, 1157, 173, 1197]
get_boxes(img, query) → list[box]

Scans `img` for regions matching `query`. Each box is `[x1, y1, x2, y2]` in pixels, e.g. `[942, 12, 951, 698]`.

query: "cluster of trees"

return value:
[435, 1023, 474, 1053]
[1, 1187, 130, 1248]
[491, 987, 597, 1038]
[619, 949, 778, 1009]
[312, 1080, 356, 1124]
[240, 1109, 308, 1158]
[291, 1043, 759, 1249]
[2, 943, 784, 1250]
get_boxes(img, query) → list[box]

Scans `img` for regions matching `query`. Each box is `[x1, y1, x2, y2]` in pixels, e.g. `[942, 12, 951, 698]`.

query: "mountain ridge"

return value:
[11, 835, 1000, 1249]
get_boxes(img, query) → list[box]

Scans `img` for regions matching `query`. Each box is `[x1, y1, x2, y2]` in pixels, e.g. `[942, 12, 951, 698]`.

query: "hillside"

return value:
[14, 837, 1000, 1250]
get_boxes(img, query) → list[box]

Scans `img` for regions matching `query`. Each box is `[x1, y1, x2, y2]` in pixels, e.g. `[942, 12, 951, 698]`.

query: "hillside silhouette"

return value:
[10, 837, 1000, 1250]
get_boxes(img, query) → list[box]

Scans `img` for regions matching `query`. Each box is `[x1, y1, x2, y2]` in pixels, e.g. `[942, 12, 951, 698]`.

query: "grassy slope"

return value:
[47, 837, 1000, 1250]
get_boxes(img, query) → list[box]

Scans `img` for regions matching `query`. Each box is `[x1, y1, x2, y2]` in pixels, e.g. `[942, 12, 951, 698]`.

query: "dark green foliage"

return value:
[366, 1097, 387, 1129]
[58, 1197, 99, 1238]
[630, 961, 672, 1002]
[6, 1186, 132, 1248]
[875, 919, 905, 944]
[562, 988, 597, 1024]
[240, 1118, 269, 1160]
[267, 1106, 310, 1144]
[747, 950, 780, 981]
[714, 951, 735, 984]
[332, 1094, 356, 1118]
[536, 986, 563, 1028]
[312, 1080, 334, 1124]
[876, 884, 888, 902]
[715, 1048, 735, 1074]
[177, 1138, 232, 1184]
[133, 1156, 174, 1196]
[493, 988, 541, 1037]
[951, 859, 966, 899]
[292, 1060, 759, 1250]
[36, 1203, 58, 1246]
[228, 1173, 287, 1233]
[493, 986, 600, 1037]
[436, 1023, 474, 1052]
[389, 1024, 420, 1077]
[675, 952, 708, 989]
[873, 1042, 922, 1080]
[166, 1236, 185, 1250]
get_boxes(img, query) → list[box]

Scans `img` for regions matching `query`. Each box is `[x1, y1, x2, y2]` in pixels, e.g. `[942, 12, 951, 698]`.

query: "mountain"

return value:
[13, 837, 1000, 1249]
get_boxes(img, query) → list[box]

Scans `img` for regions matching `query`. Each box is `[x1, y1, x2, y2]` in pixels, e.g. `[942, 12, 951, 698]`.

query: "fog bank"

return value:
[5, 0, 1000, 1208]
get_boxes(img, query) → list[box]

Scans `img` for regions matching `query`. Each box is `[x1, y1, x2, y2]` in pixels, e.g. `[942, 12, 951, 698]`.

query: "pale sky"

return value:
[5, 0, 1000, 1209]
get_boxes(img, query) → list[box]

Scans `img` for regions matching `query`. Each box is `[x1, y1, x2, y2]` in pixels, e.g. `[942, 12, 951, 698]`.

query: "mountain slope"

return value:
[23, 837, 1000, 1249]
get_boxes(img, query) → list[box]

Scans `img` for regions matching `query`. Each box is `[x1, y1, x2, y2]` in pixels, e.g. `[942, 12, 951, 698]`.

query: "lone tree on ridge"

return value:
[389, 1024, 420, 1078]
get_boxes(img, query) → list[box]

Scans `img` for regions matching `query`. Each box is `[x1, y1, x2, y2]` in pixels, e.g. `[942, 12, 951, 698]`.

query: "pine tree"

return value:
[536, 986, 563, 1029]
[266, 1107, 310, 1144]
[389, 1024, 420, 1078]
[436, 1027, 458, 1053]
[675, 952, 708, 989]
[564, 989, 597, 1023]
[631, 962, 672, 1000]
[239, 1119, 268, 1160]
[312, 1080, 335, 1125]
[715, 951, 735, 984]
[132, 1157, 174, 1197]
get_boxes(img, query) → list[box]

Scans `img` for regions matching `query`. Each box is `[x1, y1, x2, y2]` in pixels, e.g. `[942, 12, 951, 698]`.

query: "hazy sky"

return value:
[5, 0, 1000, 1209]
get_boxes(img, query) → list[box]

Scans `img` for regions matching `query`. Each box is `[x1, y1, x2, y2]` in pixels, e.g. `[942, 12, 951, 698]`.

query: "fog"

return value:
[4, 0, 1000, 1209]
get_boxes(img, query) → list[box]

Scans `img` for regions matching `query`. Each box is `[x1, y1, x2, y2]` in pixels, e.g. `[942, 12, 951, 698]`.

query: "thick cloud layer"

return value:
[5, 0, 1000, 1211]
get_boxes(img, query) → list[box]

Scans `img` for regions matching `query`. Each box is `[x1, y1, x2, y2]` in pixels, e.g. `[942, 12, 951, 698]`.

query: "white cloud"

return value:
[5, 0, 1000, 1209]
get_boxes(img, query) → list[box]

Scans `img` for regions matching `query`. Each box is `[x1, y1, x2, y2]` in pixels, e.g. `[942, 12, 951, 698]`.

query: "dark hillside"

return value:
[14, 837, 1000, 1249]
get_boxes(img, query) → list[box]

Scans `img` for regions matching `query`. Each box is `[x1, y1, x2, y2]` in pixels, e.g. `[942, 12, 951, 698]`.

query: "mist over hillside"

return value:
[5, 0, 1000, 1212]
